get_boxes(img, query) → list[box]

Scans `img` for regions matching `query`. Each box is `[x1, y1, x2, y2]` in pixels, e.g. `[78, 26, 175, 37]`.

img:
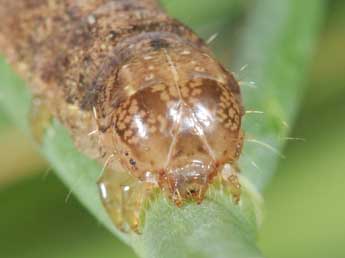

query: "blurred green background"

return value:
[0, 0, 344, 257]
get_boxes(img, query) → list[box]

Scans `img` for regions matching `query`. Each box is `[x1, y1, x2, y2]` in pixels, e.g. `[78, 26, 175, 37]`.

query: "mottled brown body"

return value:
[0, 0, 244, 232]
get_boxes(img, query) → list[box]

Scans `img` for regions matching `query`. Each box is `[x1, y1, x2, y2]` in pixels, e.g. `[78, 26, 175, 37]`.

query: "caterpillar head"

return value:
[112, 75, 243, 205]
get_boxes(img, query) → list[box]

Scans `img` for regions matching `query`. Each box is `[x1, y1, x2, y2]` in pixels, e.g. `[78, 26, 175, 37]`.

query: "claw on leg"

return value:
[98, 169, 157, 233]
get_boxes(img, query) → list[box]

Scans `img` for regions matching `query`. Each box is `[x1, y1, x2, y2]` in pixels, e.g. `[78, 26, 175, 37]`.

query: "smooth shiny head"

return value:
[111, 47, 243, 205]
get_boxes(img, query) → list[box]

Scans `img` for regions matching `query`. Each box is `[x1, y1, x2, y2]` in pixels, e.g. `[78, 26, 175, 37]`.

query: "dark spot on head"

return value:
[150, 38, 170, 50]
[130, 158, 136, 166]
[125, 152, 129, 156]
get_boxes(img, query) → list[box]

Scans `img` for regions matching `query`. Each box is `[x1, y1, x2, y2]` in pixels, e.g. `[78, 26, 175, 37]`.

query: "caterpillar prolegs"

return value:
[0, 0, 244, 232]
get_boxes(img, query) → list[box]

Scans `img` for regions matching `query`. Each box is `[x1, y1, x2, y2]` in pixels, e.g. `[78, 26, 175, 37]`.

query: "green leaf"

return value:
[0, 0, 324, 257]
[235, 0, 325, 190]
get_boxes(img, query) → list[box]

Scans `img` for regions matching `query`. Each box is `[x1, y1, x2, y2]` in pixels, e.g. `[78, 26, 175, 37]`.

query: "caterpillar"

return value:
[0, 0, 244, 232]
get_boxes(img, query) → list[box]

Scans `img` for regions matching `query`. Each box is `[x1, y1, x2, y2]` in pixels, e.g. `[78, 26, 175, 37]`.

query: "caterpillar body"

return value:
[0, 0, 244, 232]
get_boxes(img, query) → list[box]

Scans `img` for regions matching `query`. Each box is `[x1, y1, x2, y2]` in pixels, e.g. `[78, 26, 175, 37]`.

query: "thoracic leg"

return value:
[98, 169, 157, 233]
[220, 163, 241, 203]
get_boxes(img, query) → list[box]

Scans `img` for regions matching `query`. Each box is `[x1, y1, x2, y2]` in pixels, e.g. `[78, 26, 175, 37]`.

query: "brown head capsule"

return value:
[108, 42, 244, 205]
[0, 0, 244, 230]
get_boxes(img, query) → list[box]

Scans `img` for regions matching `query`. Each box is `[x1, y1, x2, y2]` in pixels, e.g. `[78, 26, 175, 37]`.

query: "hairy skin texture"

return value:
[0, 0, 244, 232]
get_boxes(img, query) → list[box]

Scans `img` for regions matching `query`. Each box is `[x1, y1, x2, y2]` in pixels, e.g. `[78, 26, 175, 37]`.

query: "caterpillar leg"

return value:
[220, 163, 241, 204]
[98, 169, 157, 233]
[30, 96, 52, 144]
